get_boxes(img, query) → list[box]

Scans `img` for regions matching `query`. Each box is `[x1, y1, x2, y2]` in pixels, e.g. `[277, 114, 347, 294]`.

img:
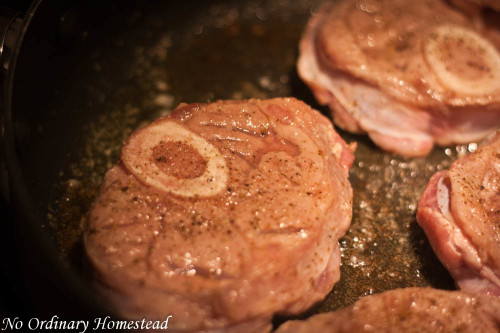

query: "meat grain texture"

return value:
[298, 0, 500, 156]
[417, 131, 500, 296]
[275, 287, 500, 332]
[84, 98, 354, 332]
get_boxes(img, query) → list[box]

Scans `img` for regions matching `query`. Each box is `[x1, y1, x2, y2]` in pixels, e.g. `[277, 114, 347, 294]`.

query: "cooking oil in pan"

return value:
[45, 0, 469, 318]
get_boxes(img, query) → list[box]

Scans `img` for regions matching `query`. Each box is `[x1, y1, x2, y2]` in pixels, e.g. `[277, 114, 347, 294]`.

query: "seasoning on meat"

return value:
[275, 288, 500, 332]
[84, 98, 355, 332]
[298, 0, 500, 156]
[417, 131, 500, 295]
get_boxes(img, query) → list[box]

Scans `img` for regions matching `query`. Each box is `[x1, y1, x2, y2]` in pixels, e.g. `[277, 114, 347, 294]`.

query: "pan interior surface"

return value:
[11, 0, 463, 322]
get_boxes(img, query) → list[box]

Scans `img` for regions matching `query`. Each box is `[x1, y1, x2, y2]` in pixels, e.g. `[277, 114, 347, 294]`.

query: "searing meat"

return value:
[84, 98, 354, 332]
[298, 0, 500, 156]
[275, 288, 500, 332]
[417, 132, 500, 296]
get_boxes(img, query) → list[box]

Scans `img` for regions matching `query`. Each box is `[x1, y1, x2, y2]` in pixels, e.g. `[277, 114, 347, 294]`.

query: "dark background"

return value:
[0, 0, 36, 320]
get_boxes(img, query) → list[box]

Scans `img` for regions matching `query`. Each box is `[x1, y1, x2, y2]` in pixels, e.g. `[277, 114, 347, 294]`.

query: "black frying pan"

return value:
[1, 0, 457, 328]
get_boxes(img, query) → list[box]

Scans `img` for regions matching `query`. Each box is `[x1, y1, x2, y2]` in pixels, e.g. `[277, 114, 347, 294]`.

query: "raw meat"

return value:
[84, 98, 354, 332]
[298, 0, 500, 156]
[417, 131, 500, 295]
[275, 287, 500, 332]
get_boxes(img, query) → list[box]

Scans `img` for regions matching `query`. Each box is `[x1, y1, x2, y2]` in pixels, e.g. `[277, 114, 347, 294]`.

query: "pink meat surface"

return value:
[84, 98, 354, 332]
[298, 0, 500, 156]
[417, 132, 500, 296]
[275, 287, 500, 332]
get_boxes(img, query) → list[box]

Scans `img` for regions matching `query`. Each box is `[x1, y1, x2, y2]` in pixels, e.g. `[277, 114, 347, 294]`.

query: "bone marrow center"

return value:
[152, 140, 207, 179]
[431, 30, 489, 80]
[122, 121, 228, 198]
[424, 25, 500, 95]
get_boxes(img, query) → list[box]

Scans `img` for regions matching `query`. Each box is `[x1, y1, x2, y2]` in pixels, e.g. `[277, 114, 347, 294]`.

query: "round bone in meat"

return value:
[424, 25, 500, 95]
[122, 121, 228, 198]
[84, 98, 354, 332]
[298, 0, 500, 156]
